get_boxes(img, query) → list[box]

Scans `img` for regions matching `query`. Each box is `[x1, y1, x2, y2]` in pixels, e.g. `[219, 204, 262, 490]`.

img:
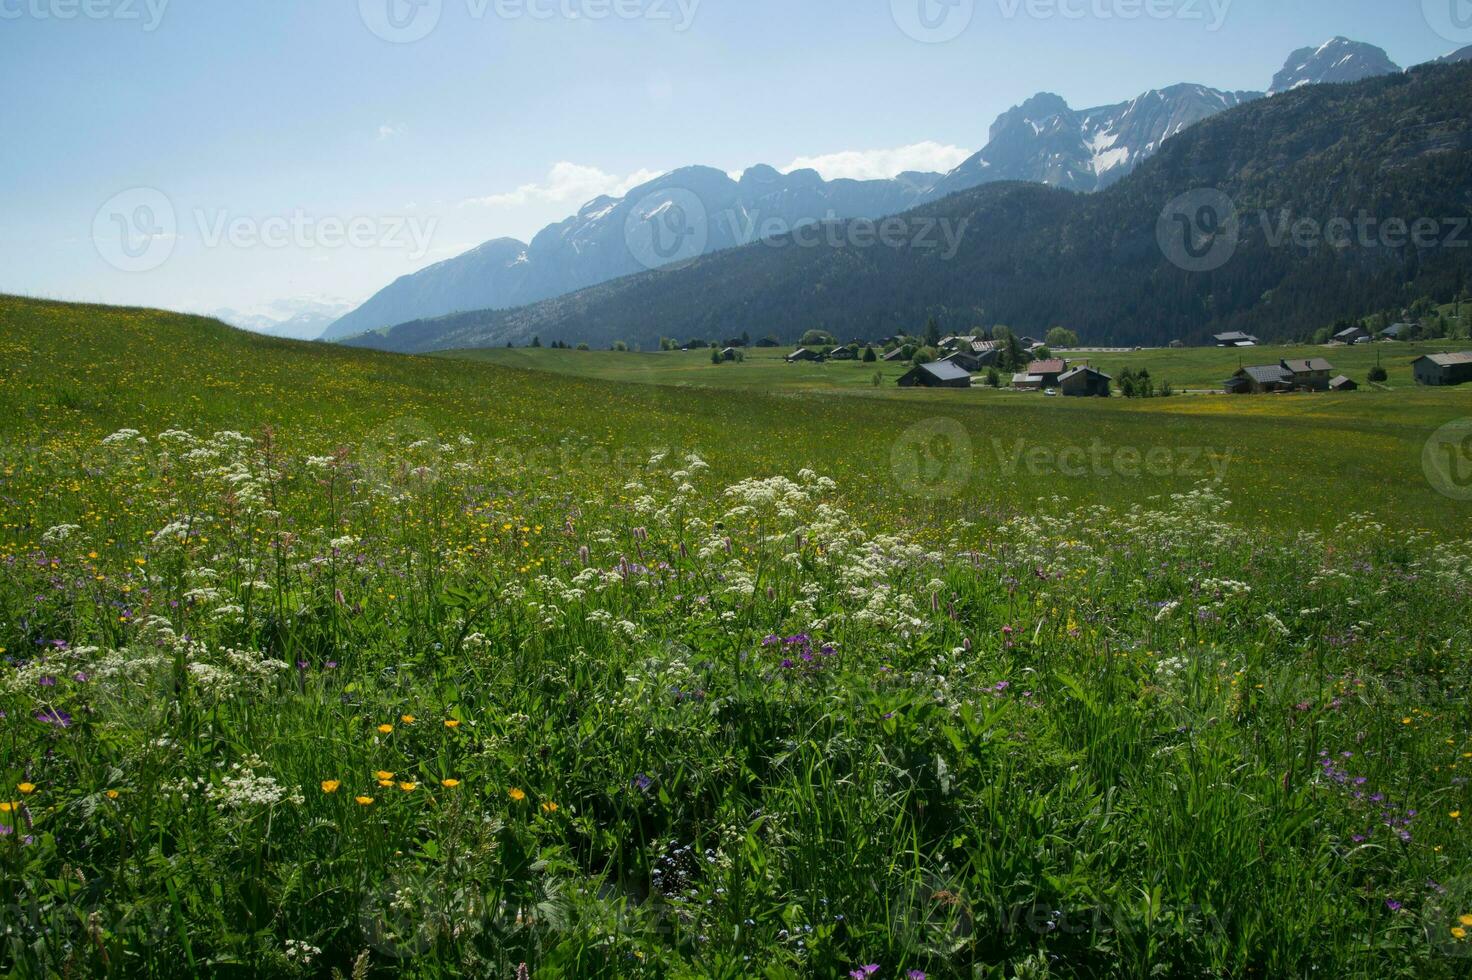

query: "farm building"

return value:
[1214, 331, 1259, 347]
[1281, 358, 1334, 391]
[1329, 375, 1358, 391]
[1226, 364, 1295, 394]
[718, 347, 739, 361]
[1058, 366, 1112, 397]
[898, 361, 973, 389]
[754, 337, 780, 348]
[881, 347, 909, 362]
[1011, 373, 1043, 391]
[940, 350, 983, 372]
[1413, 352, 1472, 386]
[828, 345, 858, 361]
[1026, 359, 1068, 387]
[1379, 323, 1414, 341]
[1332, 326, 1371, 345]
[785, 348, 818, 363]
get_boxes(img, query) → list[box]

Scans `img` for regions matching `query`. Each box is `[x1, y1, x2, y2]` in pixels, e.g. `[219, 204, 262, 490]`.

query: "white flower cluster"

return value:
[184, 758, 305, 812]
[284, 940, 321, 965]
[41, 523, 82, 544]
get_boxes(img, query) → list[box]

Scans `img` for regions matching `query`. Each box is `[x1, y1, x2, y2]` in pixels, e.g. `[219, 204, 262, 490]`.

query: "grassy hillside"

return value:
[4, 296, 1472, 537]
[4, 296, 1472, 976]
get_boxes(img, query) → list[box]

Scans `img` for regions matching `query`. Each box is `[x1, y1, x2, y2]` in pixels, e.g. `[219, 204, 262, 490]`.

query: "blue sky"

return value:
[0, 0, 1464, 321]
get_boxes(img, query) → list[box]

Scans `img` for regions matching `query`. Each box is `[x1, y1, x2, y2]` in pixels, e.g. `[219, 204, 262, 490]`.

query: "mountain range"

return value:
[321, 168, 940, 339]
[326, 38, 1472, 348]
[213, 297, 356, 340]
[344, 58, 1472, 354]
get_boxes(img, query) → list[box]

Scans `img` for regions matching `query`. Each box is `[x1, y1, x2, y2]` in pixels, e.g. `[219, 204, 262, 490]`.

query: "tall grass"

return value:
[1, 427, 1469, 977]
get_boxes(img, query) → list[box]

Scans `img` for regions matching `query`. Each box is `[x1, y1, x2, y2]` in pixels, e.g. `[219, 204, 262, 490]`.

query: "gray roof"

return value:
[1329, 375, 1356, 387]
[1059, 366, 1112, 382]
[1282, 358, 1334, 373]
[1214, 331, 1258, 342]
[1240, 364, 1294, 385]
[1333, 326, 1368, 338]
[1419, 351, 1472, 367]
[1012, 373, 1043, 383]
[916, 361, 972, 382]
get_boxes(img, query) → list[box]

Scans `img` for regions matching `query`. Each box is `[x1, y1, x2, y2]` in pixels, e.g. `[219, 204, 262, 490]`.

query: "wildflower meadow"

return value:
[2, 298, 1472, 977]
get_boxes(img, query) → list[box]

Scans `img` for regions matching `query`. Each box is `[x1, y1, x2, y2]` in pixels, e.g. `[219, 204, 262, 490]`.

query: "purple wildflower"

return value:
[35, 709, 71, 728]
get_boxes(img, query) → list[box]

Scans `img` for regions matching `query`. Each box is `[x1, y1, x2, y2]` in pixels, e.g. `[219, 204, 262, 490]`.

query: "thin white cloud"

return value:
[377, 125, 402, 142]
[462, 162, 664, 209]
[780, 141, 973, 181]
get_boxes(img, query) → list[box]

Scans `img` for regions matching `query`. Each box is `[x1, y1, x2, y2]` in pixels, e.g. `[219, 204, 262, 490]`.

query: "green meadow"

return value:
[441, 339, 1465, 393]
[2, 295, 1472, 977]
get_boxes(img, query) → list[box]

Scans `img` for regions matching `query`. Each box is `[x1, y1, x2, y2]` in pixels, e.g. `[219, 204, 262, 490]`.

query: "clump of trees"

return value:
[1045, 326, 1079, 348]
[1117, 367, 1171, 398]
